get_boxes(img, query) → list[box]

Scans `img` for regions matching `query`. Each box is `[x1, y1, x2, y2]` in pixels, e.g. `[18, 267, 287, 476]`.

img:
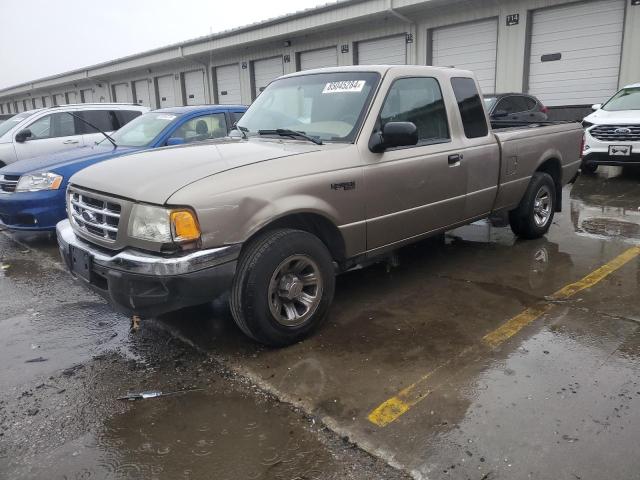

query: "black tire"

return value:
[230, 228, 335, 347]
[509, 172, 556, 239]
[581, 163, 598, 174]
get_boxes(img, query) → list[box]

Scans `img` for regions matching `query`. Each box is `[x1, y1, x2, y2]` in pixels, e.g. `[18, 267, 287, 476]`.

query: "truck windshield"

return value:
[0, 111, 36, 138]
[101, 112, 180, 147]
[603, 87, 640, 111]
[237, 72, 380, 143]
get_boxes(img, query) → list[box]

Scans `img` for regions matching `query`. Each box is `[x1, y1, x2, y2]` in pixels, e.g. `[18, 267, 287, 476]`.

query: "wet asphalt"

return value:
[1, 167, 640, 480]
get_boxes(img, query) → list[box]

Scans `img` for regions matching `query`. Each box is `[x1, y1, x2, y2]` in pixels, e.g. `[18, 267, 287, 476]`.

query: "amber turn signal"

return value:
[170, 210, 201, 242]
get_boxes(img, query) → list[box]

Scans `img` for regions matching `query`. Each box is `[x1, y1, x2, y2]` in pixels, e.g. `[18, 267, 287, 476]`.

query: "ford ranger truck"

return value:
[57, 66, 583, 347]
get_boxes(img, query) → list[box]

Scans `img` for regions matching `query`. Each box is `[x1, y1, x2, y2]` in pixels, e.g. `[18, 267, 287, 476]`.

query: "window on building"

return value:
[451, 77, 488, 138]
[379, 77, 449, 144]
[173, 113, 228, 143]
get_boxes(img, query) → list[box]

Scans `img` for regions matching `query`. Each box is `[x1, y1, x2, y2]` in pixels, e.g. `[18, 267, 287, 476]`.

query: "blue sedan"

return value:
[0, 105, 246, 231]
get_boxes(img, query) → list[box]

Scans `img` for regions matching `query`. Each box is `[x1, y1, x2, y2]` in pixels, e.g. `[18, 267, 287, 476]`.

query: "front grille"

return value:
[69, 189, 121, 242]
[590, 124, 640, 142]
[0, 175, 20, 193]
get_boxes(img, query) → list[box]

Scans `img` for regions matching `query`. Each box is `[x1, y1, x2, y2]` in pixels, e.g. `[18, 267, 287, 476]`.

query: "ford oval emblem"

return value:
[614, 127, 631, 134]
[82, 210, 97, 223]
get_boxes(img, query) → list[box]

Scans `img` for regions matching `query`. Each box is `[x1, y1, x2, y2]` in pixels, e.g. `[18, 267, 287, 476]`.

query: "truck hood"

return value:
[69, 138, 325, 204]
[0, 144, 140, 175]
[583, 109, 640, 124]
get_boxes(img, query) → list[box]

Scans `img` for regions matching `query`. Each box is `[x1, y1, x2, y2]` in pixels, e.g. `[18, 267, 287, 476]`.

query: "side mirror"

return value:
[15, 129, 32, 143]
[591, 104, 602, 111]
[493, 109, 508, 118]
[166, 137, 185, 146]
[369, 122, 418, 153]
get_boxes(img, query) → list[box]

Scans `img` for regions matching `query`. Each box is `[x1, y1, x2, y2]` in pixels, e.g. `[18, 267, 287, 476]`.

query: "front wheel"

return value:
[230, 228, 335, 347]
[509, 172, 556, 239]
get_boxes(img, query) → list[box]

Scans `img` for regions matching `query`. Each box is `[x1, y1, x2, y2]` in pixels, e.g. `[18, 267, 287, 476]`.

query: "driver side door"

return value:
[14, 111, 84, 161]
[364, 76, 467, 252]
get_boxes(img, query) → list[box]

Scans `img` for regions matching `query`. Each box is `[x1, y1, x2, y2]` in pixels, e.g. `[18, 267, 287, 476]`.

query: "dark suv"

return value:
[484, 93, 548, 123]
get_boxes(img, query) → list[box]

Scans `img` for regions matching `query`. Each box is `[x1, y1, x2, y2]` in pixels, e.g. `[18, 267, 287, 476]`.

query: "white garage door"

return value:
[156, 75, 177, 108]
[528, 0, 624, 106]
[34, 97, 43, 109]
[252, 57, 283, 98]
[215, 64, 242, 104]
[183, 70, 206, 105]
[66, 92, 78, 104]
[41, 96, 49, 108]
[356, 35, 406, 65]
[431, 19, 498, 94]
[113, 83, 131, 103]
[133, 79, 151, 107]
[53, 94, 65, 106]
[81, 89, 94, 103]
[299, 47, 338, 71]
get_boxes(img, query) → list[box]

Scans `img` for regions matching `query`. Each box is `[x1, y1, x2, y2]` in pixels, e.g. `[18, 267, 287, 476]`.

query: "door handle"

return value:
[63, 140, 79, 145]
[448, 153, 463, 165]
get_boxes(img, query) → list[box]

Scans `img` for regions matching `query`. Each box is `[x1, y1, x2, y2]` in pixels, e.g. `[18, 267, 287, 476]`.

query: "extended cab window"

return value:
[379, 77, 449, 144]
[451, 77, 489, 138]
[26, 112, 77, 139]
[173, 113, 228, 143]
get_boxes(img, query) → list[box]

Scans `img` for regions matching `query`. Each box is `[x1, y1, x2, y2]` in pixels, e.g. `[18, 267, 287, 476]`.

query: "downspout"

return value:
[386, 0, 416, 64]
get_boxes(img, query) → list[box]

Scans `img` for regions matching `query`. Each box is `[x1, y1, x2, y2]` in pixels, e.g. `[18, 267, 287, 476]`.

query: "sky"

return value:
[0, 0, 330, 89]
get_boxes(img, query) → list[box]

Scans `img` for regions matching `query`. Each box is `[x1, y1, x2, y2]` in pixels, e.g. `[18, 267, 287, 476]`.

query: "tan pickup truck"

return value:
[57, 65, 583, 346]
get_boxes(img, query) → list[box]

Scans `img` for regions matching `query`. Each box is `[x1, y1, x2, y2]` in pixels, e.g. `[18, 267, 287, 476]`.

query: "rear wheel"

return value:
[230, 228, 335, 347]
[509, 172, 556, 239]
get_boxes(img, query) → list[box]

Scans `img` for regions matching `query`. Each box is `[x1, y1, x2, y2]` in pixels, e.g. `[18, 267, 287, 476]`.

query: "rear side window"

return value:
[114, 110, 143, 129]
[379, 77, 449, 144]
[78, 110, 118, 134]
[525, 97, 537, 110]
[450, 77, 488, 138]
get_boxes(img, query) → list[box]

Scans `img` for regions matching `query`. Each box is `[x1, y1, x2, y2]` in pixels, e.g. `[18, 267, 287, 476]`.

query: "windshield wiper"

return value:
[258, 129, 323, 145]
[65, 112, 118, 148]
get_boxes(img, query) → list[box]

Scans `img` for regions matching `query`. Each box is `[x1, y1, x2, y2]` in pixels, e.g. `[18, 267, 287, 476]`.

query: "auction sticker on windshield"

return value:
[322, 80, 366, 94]
[156, 114, 177, 121]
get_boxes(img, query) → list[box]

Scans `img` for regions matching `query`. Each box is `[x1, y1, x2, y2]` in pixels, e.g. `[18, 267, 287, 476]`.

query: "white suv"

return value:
[581, 83, 640, 173]
[0, 103, 149, 167]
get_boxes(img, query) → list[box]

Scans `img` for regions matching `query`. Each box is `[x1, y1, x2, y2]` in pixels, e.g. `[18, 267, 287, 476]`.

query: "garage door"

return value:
[183, 70, 206, 105]
[81, 89, 94, 103]
[431, 19, 497, 93]
[133, 79, 151, 107]
[53, 94, 65, 106]
[252, 57, 283, 99]
[215, 64, 241, 104]
[156, 75, 177, 108]
[33, 97, 43, 109]
[527, 0, 624, 106]
[299, 47, 338, 71]
[356, 35, 406, 65]
[66, 92, 78, 104]
[113, 83, 131, 103]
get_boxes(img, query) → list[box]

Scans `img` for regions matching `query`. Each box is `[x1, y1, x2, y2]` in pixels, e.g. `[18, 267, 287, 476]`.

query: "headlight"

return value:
[128, 204, 200, 243]
[15, 172, 63, 192]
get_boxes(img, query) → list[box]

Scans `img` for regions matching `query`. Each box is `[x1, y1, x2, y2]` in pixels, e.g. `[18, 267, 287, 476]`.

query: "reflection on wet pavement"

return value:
[3, 169, 640, 480]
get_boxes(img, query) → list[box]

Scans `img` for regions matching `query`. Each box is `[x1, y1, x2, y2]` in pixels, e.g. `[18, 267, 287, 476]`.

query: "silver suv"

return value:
[0, 103, 149, 167]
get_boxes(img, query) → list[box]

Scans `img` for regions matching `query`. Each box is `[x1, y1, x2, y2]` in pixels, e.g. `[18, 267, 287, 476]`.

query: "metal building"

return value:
[1, 0, 638, 119]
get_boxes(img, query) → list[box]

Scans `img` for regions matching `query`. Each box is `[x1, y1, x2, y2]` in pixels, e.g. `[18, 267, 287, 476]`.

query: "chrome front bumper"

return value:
[56, 219, 240, 317]
[56, 219, 240, 276]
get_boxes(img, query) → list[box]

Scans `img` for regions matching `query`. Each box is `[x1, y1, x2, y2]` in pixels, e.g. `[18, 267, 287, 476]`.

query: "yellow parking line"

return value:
[368, 245, 640, 427]
[483, 245, 640, 347]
